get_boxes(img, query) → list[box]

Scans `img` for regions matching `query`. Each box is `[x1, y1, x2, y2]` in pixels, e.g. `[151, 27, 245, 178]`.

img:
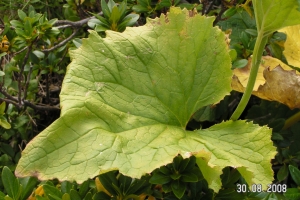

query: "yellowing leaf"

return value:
[232, 56, 300, 109]
[280, 25, 300, 68]
[233, 56, 299, 91]
[241, 0, 253, 18]
[27, 185, 44, 200]
[0, 35, 10, 52]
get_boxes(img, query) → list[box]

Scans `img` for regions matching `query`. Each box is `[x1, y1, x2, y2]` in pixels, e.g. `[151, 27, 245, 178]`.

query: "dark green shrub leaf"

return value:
[181, 172, 198, 182]
[215, 189, 245, 200]
[170, 173, 181, 180]
[149, 172, 171, 184]
[93, 192, 111, 200]
[171, 180, 186, 199]
[284, 188, 300, 200]
[19, 176, 38, 200]
[277, 165, 289, 181]
[159, 166, 171, 175]
[62, 193, 71, 200]
[1, 166, 21, 199]
[289, 165, 300, 186]
[83, 192, 92, 200]
[43, 184, 63, 200]
[61, 181, 73, 194]
[70, 189, 82, 200]
[79, 180, 91, 198]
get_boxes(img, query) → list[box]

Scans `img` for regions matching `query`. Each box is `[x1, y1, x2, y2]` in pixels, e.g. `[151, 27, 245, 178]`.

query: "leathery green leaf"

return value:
[253, 0, 300, 35]
[15, 8, 276, 192]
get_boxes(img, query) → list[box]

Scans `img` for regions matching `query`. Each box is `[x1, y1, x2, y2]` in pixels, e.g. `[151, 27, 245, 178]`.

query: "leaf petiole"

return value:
[230, 31, 268, 120]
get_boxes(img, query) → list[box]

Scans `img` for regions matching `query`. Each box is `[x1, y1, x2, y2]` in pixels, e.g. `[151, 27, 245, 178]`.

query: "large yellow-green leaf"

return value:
[253, 0, 300, 35]
[16, 8, 276, 192]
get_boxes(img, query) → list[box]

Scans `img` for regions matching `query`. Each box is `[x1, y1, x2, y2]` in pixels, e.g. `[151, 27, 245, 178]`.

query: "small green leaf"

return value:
[62, 193, 71, 200]
[32, 50, 45, 59]
[118, 174, 132, 194]
[159, 166, 171, 175]
[149, 172, 172, 184]
[171, 180, 186, 199]
[98, 171, 119, 196]
[245, 29, 258, 36]
[173, 155, 183, 170]
[93, 192, 111, 200]
[271, 132, 284, 141]
[170, 173, 181, 180]
[118, 0, 127, 20]
[277, 165, 289, 181]
[132, 5, 150, 13]
[43, 184, 63, 200]
[10, 20, 24, 28]
[88, 18, 101, 29]
[284, 188, 300, 200]
[0, 101, 6, 115]
[83, 192, 92, 200]
[127, 177, 150, 195]
[223, 7, 237, 18]
[289, 165, 300, 186]
[0, 142, 15, 157]
[181, 172, 198, 182]
[1, 166, 21, 199]
[109, 6, 121, 24]
[70, 190, 82, 200]
[107, 0, 116, 12]
[101, 0, 111, 19]
[19, 176, 39, 200]
[72, 38, 82, 48]
[215, 189, 245, 200]
[18, 10, 27, 21]
[61, 181, 73, 194]
[229, 49, 237, 61]
[79, 180, 90, 198]
[95, 25, 110, 32]
[232, 59, 248, 69]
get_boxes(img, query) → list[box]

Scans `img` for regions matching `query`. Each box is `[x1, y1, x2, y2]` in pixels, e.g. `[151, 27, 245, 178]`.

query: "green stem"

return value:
[282, 111, 300, 130]
[230, 31, 268, 121]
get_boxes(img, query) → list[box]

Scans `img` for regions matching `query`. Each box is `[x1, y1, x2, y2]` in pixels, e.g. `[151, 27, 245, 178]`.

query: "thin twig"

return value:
[213, 2, 228, 26]
[18, 45, 32, 107]
[23, 63, 33, 100]
[54, 12, 102, 29]
[204, 0, 217, 15]
[1, 89, 60, 111]
[0, 87, 18, 102]
[23, 100, 60, 111]
[46, 74, 49, 104]
[55, 47, 68, 69]
[25, 109, 37, 127]
[0, 97, 19, 107]
[13, 46, 28, 56]
[41, 28, 79, 52]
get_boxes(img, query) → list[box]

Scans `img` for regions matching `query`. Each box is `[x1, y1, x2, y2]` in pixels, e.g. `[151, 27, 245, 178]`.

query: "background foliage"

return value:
[1, 0, 300, 199]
